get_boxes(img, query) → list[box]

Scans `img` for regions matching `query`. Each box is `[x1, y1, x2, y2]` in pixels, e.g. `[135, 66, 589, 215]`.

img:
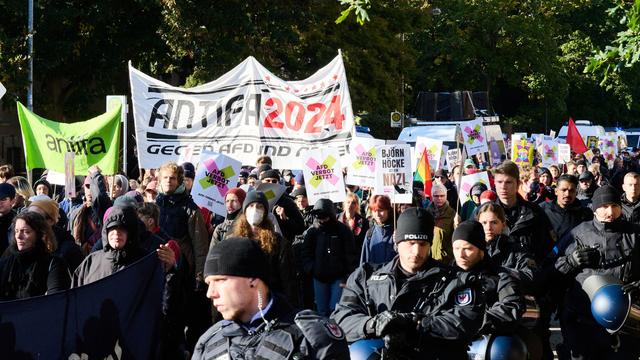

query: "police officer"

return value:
[331, 207, 484, 359]
[193, 237, 350, 360]
[555, 185, 640, 359]
[452, 220, 525, 334]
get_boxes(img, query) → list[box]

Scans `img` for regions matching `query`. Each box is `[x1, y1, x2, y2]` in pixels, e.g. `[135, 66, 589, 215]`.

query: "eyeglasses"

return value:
[262, 179, 279, 184]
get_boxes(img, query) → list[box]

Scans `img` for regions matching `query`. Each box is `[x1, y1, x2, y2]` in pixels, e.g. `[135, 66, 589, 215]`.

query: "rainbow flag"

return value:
[414, 148, 432, 198]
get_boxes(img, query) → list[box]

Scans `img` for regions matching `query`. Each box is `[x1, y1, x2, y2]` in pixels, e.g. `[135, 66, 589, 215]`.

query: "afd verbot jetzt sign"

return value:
[301, 147, 346, 205]
[190, 151, 242, 216]
[129, 54, 354, 169]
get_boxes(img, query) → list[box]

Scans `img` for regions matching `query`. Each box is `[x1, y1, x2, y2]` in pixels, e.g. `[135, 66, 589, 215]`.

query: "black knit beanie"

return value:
[243, 190, 269, 212]
[260, 169, 281, 181]
[203, 237, 270, 283]
[452, 220, 486, 252]
[591, 185, 621, 210]
[394, 207, 435, 244]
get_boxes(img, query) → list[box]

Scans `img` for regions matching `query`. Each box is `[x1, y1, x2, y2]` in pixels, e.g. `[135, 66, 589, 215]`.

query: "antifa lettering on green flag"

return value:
[17, 102, 121, 175]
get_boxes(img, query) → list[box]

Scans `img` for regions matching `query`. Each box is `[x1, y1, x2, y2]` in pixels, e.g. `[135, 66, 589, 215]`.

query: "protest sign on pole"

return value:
[439, 145, 449, 170]
[599, 133, 618, 168]
[255, 182, 287, 210]
[540, 140, 558, 168]
[345, 137, 384, 187]
[64, 152, 76, 198]
[415, 137, 443, 171]
[446, 148, 462, 172]
[190, 151, 242, 216]
[17, 102, 122, 175]
[374, 144, 412, 204]
[458, 171, 491, 206]
[558, 144, 571, 164]
[302, 147, 346, 204]
[511, 139, 534, 167]
[460, 119, 488, 156]
[129, 54, 354, 169]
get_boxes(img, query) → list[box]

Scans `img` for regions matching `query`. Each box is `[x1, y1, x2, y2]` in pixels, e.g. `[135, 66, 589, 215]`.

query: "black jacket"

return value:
[459, 259, 525, 334]
[0, 210, 16, 255]
[275, 195, 306, 242]
[0, 245, 70, 300]
[53, 225, 84, 273]
[156, 186, 210, 279]
[501, 197, 555, 264]
[486, 234, 537, 291]
[555, 217, 640, 320]
[621, 194, 640, 225]
[210, 209, 241, 249]
[192, 293, 350, 360]
[540, 199, 593, 241]
[332, 257, 484, 359]
[302, 219, 357, 283]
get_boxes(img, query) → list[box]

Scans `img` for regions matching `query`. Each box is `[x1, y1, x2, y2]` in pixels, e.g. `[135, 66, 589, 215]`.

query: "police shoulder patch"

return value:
[455, 288, 473, 306]
[323, 320, 345, 340]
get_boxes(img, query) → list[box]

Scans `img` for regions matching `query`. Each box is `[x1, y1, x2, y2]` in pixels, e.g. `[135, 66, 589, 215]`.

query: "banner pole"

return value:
[455, 125, 463, 215]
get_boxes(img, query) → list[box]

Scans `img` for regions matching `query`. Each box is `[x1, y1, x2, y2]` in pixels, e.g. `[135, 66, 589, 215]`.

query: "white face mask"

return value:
[246, 207, 264, 226]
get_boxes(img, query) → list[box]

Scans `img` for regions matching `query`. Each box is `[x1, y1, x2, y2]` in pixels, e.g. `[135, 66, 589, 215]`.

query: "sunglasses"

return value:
[262, 179, 279, 184]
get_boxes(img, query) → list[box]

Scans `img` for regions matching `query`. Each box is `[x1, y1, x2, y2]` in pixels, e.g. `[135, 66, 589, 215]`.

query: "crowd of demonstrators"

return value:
[2, 143, 640, 359]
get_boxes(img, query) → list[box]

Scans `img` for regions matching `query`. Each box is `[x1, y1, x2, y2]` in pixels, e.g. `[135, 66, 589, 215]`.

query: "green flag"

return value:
[17, 102, 122, 175]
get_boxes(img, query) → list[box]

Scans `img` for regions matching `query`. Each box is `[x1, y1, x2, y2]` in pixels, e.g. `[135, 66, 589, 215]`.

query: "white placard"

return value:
[458, 171, 491, 206]
[190, 151, 243, 216]
[374, 144, 412, 204]
[558, 144, 571, 164]
[301, 147, 347, 205]
[415, 136, 443, 171]
[540, 140, 559, 167]
[345, 137, 384, 187]
[460, 119, 488, 156]
[446, 148, 462, 172]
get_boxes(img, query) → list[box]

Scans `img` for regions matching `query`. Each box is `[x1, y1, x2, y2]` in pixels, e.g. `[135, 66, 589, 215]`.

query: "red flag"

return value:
[414, 149, 432, 198]
[566, 117, 588, 154]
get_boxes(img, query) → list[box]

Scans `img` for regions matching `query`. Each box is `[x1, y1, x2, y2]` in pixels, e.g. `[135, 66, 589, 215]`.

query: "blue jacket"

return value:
[360, 222, 395, 266]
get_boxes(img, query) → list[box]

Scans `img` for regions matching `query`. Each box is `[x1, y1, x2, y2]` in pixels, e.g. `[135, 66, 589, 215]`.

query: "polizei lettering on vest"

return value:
[45, 134, 107, 155]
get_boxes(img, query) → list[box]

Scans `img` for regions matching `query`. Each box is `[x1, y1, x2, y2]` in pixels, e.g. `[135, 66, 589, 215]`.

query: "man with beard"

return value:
[540, 174, 593, 241]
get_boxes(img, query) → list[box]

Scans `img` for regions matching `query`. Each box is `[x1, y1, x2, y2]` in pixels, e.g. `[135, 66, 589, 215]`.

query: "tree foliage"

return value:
[2, 0, 640, 135]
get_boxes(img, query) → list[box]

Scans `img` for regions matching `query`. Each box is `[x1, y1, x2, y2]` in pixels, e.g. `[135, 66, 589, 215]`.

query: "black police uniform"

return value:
[192, 294, 349, 360]
[331, 256, 484, 359]
[556, 217, 640, 359]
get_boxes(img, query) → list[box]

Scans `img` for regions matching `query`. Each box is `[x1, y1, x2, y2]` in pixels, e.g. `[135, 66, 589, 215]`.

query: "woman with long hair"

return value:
[337, 192, 368, 254]
[0, 211, 70, 300]
[360, 194, 395, 265]
[7, 176, 34, 213]
[227, 191, 297, 305]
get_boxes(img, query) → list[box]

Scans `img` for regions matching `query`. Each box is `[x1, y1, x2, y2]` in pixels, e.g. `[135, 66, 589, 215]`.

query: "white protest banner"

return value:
[458, 171, 490, 206]
[558, 144, 571, 164]
[176, 145, 196, 165]
[64, 152, 76, 198]
[301, 147, 346, 204]
[540, 140, 559, 168]
[129, 54, 354, 170]
[0, 81, 5, 99]
[460, 119, 488, 156]
[415, 137, 443, 171]
[345, 137, 384, 187]
[190, 151, 242, 216]
[255, 182, 287, 210]
[374, 144, 412, 203]
[446, 148, 462, 172]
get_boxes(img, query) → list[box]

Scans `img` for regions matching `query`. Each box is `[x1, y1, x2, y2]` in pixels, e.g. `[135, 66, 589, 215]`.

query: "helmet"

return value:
[468, 334, 527, 360]
[582, 274, 632, 334]
[349, 339, 384, 360]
